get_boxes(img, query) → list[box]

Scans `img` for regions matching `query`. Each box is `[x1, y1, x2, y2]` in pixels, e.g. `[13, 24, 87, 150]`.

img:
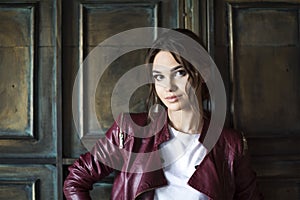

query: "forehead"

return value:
[152, 51, 180, 71]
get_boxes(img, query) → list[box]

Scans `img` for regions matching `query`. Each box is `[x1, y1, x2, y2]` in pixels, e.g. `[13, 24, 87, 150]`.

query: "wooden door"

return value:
[0, 0, 61, 199]
[62, 0, 201, 199]
[213, 0, 300, 199]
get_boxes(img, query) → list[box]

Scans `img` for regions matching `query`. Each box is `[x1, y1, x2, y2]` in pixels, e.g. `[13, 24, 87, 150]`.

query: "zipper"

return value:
[119, 131, 124, 149]
[119, 113, 124, 149]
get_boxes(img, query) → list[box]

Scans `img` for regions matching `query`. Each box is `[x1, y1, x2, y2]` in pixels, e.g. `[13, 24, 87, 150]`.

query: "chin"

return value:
[165, 104, 183, 112]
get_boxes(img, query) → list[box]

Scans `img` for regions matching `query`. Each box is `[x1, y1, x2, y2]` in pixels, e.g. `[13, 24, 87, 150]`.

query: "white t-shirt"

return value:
[154, 126, 208, 200]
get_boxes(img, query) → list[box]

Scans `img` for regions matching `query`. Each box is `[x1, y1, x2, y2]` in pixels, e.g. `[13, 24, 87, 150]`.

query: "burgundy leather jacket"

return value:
[64, 113, 263, 200]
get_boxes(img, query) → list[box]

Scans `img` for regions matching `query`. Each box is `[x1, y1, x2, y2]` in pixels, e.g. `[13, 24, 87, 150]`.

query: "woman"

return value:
[64, 28, 263, 200]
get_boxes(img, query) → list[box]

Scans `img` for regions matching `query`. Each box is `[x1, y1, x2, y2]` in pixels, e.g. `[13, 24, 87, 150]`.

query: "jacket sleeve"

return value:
[63, 152, 114, 200]
[233, 135, 264, 200]
[63, 118, 124, 200]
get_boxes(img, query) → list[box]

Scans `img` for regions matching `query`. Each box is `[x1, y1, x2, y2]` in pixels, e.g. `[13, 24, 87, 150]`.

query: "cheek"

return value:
[154, 83, 163, 95]
[179, 77, 190, 93]
[154, 83, 166, 101]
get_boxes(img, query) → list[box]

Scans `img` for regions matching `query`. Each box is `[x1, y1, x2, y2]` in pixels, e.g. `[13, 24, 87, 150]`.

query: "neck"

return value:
[168, 107, 204, 134]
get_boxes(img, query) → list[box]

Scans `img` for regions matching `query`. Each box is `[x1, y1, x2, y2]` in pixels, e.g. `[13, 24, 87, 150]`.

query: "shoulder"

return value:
[220, 128, 243, 144]
[105, 112, 149, 139]
[217, 128, 245, 157]
[109, 112, 149, 129]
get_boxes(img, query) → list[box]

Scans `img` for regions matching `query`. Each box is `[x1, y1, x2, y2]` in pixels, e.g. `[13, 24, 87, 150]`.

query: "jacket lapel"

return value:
[134, 113, 170, 199]
[188, 117, 225, 200]
[188, 150, 223, 200]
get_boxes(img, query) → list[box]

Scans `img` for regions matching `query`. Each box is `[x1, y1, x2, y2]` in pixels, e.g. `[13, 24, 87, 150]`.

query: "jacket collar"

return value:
[122, 111, 222, 199]
[153, 110, 210, 149]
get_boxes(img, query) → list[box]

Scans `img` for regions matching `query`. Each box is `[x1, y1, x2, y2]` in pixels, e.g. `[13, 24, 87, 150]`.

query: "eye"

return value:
[174, 69, 187, 77]
[153, 74, 164, 81]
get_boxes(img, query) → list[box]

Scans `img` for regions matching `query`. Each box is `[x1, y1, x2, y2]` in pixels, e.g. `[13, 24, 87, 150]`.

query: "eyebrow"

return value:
[152, 65, 183, 74]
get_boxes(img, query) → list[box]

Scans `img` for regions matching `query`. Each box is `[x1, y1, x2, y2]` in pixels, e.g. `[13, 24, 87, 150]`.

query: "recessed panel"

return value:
[83, 3, 158, 48]
[94, 49, 149, 130]
[258, 178, 300, 199]
[80, 2, 158, 137]
[0, 5, 34, 138]
[235, 6, 299, 46]
[0, 181, 36, 200]
[0, 165, 57, 199]
[253, 159, 300, 199]
[230, 5, 300, 136]
[234, 46, 300, 134]
[0, 1, 58, 158]
[64, 0, 182, 157]
[0, 6, 32, 47]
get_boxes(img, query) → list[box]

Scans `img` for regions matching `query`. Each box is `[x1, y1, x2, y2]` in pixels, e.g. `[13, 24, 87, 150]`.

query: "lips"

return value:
[165, 95, 181, 103]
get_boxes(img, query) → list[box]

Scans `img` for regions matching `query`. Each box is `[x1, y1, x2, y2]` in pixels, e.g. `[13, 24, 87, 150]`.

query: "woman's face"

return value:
[152, 51, 193, 111]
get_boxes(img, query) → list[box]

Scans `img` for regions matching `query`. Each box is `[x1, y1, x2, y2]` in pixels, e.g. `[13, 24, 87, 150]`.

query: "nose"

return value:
[164, 78, 177, 92]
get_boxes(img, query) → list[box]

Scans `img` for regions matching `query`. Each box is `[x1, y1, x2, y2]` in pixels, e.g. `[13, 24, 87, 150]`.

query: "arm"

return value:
[63, 152, 113, 200]
[63, 117, 124, 200]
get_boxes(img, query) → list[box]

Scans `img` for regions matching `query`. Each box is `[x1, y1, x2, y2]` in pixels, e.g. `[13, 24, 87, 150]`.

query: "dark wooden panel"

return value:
[258, 178, 300, 200]
[63, 0, 181, 158]
[248, 136, 300, 156]
[0, 5, 35, 138]
[81, 3, 158, 136]
[229, 3, 300, 136]
[225, 2, 300, 199]
[61, 46, 87, 157]
[253, 158, 300, 199]
[0, 180, 36, 200]
[95, 49, 149, 130]
[233, 46, 300, 135]
[252, 157, 300, 179]
[0, 1, 59, 158]
[83, 3, 158, 47]
[0, 165, 57, 199]
[235, 6, 299, 46]
[0, 5, 33, 46]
